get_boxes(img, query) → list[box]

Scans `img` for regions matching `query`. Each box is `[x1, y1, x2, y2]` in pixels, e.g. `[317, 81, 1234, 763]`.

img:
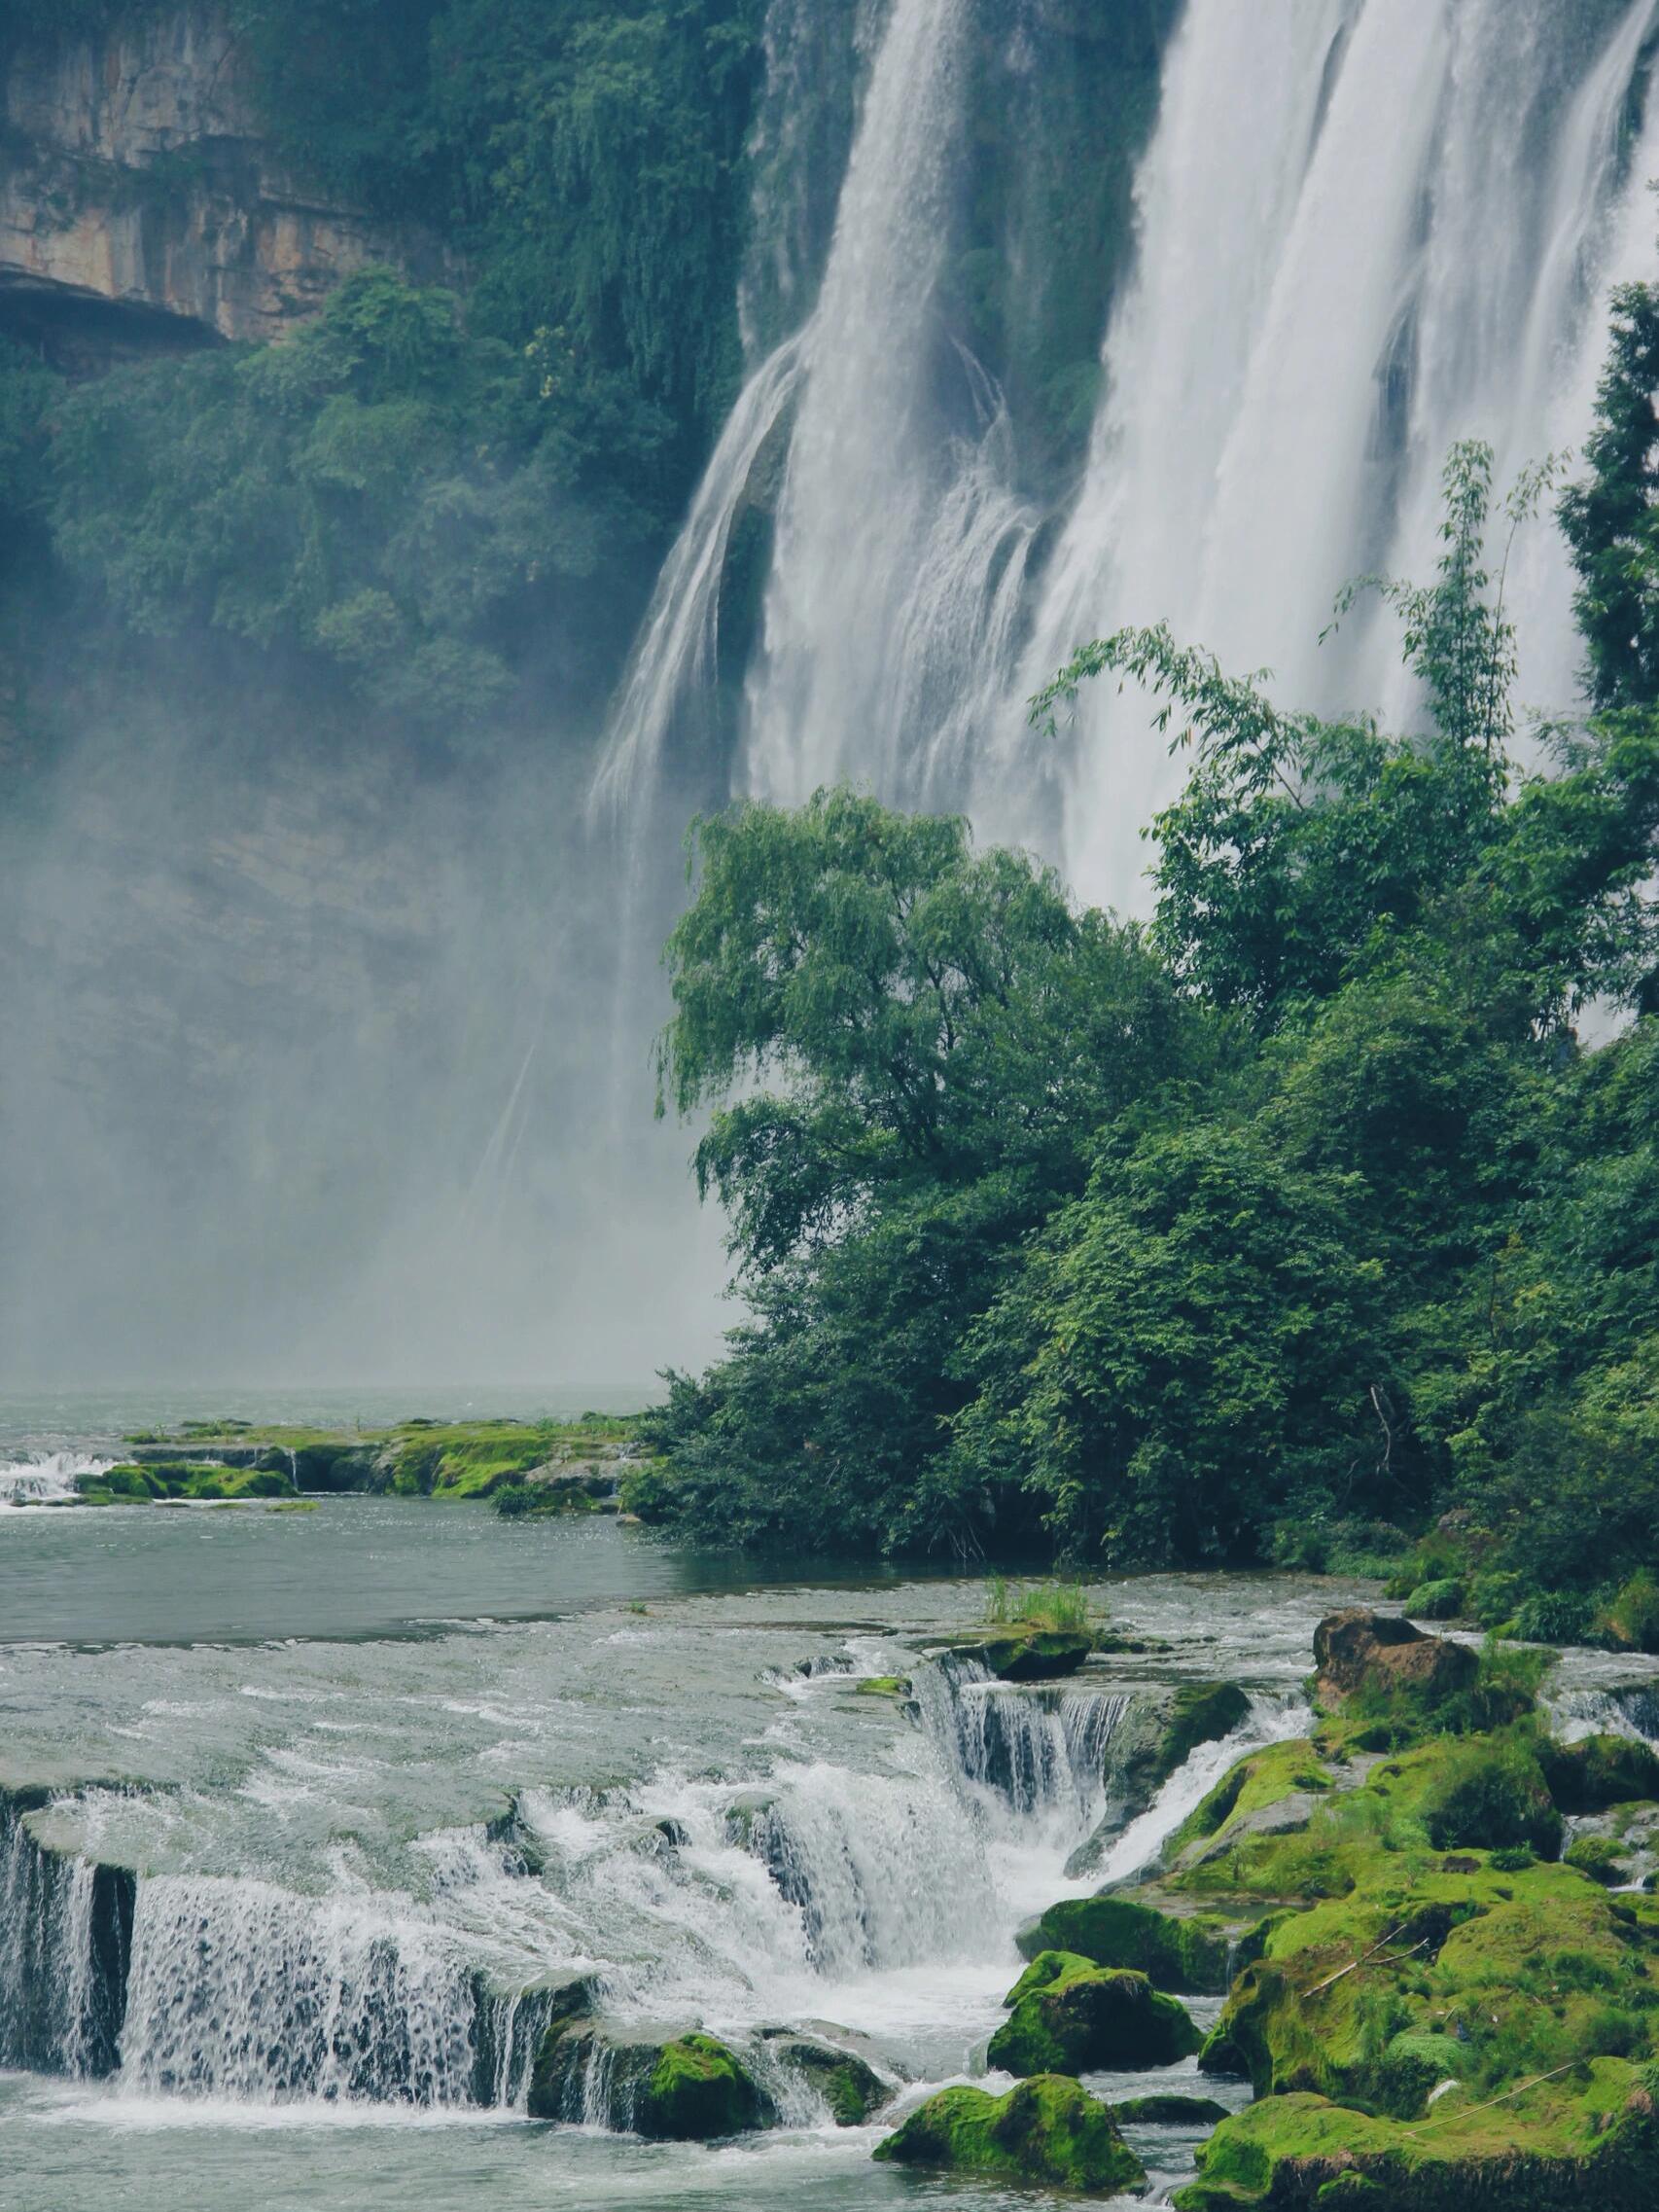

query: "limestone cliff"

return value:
[0, 2, 457, 366]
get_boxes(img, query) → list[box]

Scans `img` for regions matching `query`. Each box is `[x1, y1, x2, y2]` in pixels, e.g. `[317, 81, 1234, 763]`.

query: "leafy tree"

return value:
[1560, 278, 1659, 711]
[45, 270, 665, 741]
[639, 788, 1205, 1547]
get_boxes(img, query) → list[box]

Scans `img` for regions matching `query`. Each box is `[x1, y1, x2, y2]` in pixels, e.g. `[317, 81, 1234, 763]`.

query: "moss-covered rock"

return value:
[1198, 1854, 1657, 2116]
[1173, 1740, 1333, 1861]
[1416, 1736, 1562, 1858]
[854, 1676, 910, 1698]
[957, 1628, 1096, 1682]
[1018, 1895, 1236, 1993]
[763, 2033, 888, 2123]
[1112, 2092, 1231, 2125]
[1540, 1733, 1659, 1813]
[1314, 1610, 1478, 1709]
[873, 2074, 1147, 2194]
[1403, 1578, 1465, 1622]
[1158, 1684, 1253, 1778]
[988, 1952, 1202, 2075]
[529, 2017, 772, 2139]
[1566, 1834, 1634, 1886]
[1174, 2064, 1659, 2212]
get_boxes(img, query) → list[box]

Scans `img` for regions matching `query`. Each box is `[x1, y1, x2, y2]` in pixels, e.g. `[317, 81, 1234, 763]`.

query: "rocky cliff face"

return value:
[0, 2, 456, 367]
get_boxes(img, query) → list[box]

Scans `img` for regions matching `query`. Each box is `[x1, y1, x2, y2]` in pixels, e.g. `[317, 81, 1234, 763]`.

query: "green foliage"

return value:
[45, 270, 663, 743]
[1561, 279, 1659, 713]
[639, 789, 1204, 1548]
[1418, 1738, 1562, 1859]
[984, 1576, 1090, 1633]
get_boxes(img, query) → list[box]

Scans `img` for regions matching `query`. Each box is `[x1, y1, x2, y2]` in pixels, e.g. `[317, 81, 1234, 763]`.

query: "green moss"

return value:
[1022, 1895, 1236, 1993]
[1176, 1741, 1333, 1853]
[854, 1676, 910, 1697]
[1540, 1735, 1659, 1813]
[988, 1953, 1202, 2075]
[958, 1627, 1096, 1681]
[638, 2034, 767, 2141]
[765, 2036, 887, 2124]
[1416, 1737, 1562, 1858]
[1199, 1852, 1658, 2118]
[1404, 1579, 1465, 1621]
[873, 2074, 1146, 2194]
[1175, 2062, 1659, 2212]
[1567, 1836, 1635, 1886]
[1602, 1572, 1659, 1655]
[1113, 2092, 1231, 2125]
[528, 2014, 769, 2140]
[1160, 1684, 1253, 1777]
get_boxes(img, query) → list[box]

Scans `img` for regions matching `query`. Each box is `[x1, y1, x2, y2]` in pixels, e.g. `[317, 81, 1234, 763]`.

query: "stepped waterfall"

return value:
[596, 0, 1659, 908]
[0, 1646, 1305, 2112]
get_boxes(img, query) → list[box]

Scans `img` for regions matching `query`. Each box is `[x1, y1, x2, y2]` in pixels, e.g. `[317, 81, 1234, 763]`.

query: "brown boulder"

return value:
[1313, 1608, 1477, 1706]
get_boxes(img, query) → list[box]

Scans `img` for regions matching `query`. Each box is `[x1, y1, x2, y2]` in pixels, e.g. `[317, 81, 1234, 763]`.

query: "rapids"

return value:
[4, 1405, 1657, 2209]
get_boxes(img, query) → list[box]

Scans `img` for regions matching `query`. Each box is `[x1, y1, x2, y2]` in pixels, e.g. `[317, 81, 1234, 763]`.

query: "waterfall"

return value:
[0, 1450, 111, 1504]
[1084, 1695, 1312, 1891]
[0, 1791, 132, 2077]
[593, 0, 1039, 824]
[740, 0, 1037, 807]
[1014, 0, 1659, 906]
[1546, 1681, 1659, 1746]
[600, 0, 1659, 917]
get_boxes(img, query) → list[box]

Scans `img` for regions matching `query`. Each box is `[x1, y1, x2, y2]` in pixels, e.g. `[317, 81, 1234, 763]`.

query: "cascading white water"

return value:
[593, 0, 1039, 823]
[0, 1451, 111, 1505]
[1087, 1695, 1313, 1891]
[603, 0, 1659, 916]
[740, 0, 1038, 807]
[17, 1652, 1243, 2115]
[1012, 0, 1659, 906]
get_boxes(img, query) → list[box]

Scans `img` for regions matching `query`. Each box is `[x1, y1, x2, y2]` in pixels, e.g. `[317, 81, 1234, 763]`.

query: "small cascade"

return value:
[915, 1654, 1133, 1825]
[588, 331, 807, 824]
[1545, 1682, 1659, 1748]
[1085, 1693, 1313, 1891]
[0, 1450, 110, 1505]
[117, 1873, 490, 2104]
[0, 1790, 132, 2076]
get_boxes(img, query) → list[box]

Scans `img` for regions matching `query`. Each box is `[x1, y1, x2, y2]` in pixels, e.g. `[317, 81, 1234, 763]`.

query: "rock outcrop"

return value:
[0, 3, 457, 367]
[1313, 1607, 1478, 1707]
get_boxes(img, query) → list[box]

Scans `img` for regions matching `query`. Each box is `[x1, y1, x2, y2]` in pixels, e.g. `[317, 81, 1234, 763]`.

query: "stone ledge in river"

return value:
[1016, 1896, 1238, 1994]
[1313, 1608, 1477, 1708]
[873, 2074, 1147, 2194]
[988, 1952, 1202, 2076]
[950, 1627, 1098, 1681]
[527, 1991, 773, 2140]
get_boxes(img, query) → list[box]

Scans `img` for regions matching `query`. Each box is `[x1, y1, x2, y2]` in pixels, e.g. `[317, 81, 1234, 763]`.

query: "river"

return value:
[2, 1398, 1649, 2211]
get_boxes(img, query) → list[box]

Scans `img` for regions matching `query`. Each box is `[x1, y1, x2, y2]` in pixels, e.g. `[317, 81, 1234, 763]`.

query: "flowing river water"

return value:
[4, 1403, 1658, 2211]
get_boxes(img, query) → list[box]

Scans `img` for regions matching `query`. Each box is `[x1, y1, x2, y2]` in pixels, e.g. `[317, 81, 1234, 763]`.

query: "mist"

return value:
[0, 639, 730, 1390]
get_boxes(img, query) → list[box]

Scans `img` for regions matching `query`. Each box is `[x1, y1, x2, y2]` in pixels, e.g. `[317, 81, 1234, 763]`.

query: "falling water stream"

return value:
[597, 0, 1659, 913]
